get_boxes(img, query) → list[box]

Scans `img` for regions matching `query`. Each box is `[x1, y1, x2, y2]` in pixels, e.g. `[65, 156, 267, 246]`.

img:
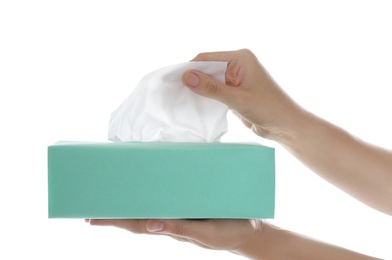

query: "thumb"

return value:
[182, 70, 237, 108]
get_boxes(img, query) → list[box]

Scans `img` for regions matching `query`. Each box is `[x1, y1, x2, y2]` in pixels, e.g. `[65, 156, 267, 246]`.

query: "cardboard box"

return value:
[48, 141, 275, 219]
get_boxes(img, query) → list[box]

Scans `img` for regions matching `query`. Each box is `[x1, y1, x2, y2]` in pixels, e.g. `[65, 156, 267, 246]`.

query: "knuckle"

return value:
[238, 48, 257, 60]
[225, 72, 237, 86]
[239, 48, 251, 54]
[205, 78, 219, 96]
[128, 219, 145, 234]
[237, 48, 252, 57]
[171, 222, 185, 237]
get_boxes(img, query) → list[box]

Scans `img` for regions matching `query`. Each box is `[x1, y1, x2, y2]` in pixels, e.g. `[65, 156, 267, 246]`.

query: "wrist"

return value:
[254, 105, 313, 146]
[232, 222, 382, 260]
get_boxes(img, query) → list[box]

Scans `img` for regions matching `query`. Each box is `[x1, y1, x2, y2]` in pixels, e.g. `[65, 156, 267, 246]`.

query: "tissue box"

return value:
[48, 141, 275, 219]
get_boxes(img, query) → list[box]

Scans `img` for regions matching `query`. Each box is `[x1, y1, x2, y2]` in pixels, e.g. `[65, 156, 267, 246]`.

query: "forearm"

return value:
[233, 222, 381, 260]
[277, 110, 392, 215]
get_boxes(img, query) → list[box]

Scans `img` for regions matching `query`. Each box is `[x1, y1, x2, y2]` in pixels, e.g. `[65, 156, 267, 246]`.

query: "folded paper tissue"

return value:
[109, 62, 228, 142]
[48, 62, 275, 219]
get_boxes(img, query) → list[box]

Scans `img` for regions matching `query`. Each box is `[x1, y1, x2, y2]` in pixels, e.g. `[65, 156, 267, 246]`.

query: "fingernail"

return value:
[147, 221, 164, 232]
[186, 72, 200, 88]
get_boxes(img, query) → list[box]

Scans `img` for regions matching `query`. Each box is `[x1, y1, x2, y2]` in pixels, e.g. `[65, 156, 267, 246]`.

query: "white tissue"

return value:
[108, 62, 228, 142]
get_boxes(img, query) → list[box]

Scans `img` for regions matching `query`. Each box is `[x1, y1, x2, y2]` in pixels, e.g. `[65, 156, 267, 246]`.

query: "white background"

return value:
[1, 0, 391, 259]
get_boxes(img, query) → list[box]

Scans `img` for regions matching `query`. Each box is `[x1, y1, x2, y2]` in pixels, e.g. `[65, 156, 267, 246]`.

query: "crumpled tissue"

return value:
[108, 62, 228, 142]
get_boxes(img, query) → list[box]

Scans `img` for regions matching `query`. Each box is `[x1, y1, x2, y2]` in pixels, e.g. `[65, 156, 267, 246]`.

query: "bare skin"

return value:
[87, 49, 391, 259]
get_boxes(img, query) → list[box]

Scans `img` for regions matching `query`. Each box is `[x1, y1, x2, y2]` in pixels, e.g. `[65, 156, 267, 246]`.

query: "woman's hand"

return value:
[86, 219, 264, 254]
[86, 218, 380, 259]
[182, 49, 306, 141]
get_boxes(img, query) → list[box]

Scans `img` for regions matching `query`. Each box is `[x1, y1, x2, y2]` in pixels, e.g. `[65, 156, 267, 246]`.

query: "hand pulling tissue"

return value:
[108, 62, 228, 142]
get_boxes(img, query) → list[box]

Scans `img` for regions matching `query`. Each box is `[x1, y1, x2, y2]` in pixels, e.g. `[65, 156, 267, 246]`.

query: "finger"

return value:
[147, 219, 215, 243]
[191, 50, 236, 62]
[191, 49, 245, 88]
[173, 236, 212, 249]
[191, 49, 255, 62]
[182, 70, 240, 109]
[88, 219, 149, 234]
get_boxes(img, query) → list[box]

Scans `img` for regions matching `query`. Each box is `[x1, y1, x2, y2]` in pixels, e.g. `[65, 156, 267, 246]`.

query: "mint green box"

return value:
[48, 142, 275, 219]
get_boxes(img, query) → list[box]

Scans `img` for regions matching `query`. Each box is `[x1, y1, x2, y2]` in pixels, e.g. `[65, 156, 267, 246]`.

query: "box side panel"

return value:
[48, 143, 275, 219]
